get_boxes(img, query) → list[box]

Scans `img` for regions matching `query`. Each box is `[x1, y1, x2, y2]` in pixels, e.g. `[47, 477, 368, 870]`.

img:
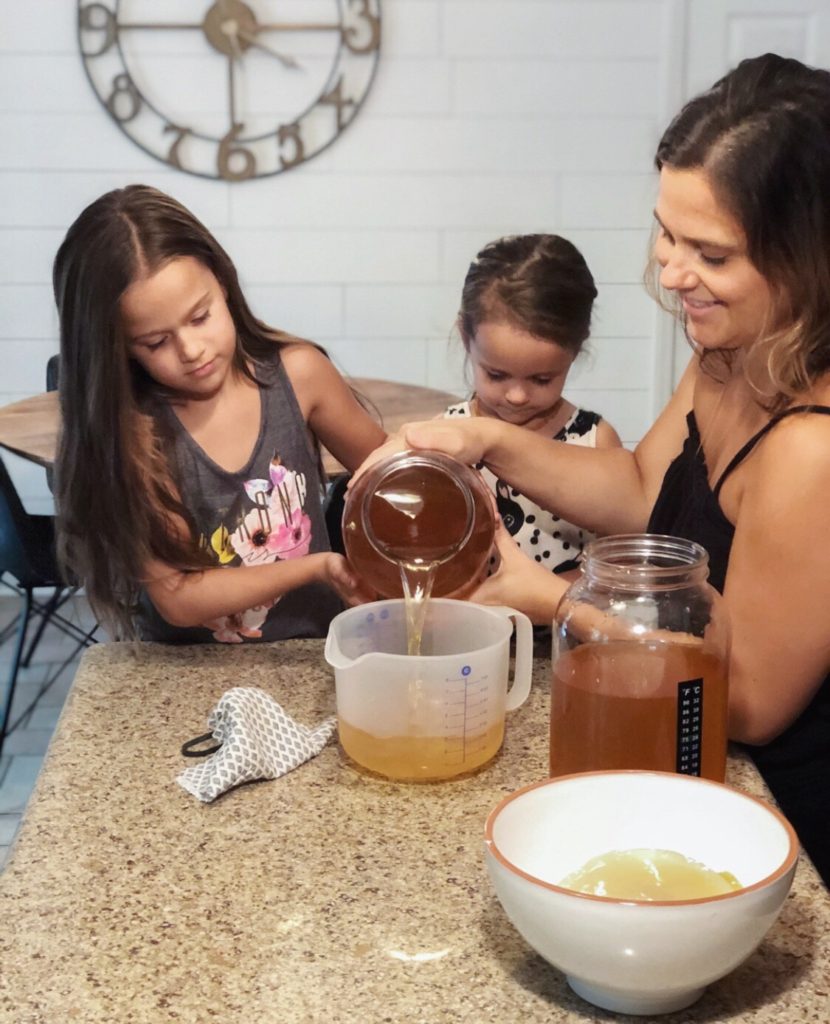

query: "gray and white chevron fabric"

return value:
[177, 687, 337, 803]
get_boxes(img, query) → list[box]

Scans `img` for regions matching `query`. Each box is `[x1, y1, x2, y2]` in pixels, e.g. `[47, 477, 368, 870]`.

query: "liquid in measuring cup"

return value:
[337, 719, 505, 781]
[338, 672, 505, 780]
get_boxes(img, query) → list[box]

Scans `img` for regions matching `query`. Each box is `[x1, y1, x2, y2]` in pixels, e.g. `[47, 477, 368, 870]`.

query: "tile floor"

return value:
[0, 592, 97, 871]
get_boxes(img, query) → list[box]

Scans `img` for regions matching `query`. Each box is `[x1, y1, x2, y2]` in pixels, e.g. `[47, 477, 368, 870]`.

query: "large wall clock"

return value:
[77, 1, 381, 181]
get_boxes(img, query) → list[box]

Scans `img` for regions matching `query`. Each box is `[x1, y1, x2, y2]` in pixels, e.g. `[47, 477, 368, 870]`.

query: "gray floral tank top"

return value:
[137, 348, 341, 643]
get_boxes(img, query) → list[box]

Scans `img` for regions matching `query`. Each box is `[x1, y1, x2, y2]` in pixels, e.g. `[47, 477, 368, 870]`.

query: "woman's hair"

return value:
[52, 184, 299, 638]
[458, 234, 597, 356]
[650, 53, 830, 407]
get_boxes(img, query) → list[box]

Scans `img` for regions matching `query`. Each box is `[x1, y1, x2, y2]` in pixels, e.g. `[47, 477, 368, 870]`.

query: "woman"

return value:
[362, 54, 830, 885]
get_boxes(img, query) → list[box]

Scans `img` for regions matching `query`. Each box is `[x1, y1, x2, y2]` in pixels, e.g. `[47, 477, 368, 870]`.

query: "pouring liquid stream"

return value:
[400, 559, 437, 657]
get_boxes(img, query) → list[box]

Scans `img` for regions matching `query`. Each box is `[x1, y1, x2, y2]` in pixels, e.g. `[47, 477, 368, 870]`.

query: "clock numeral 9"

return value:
[320, 79, 357, 133]
[79, 3, 117, 57]
[343, 0, 380, 54]
[218, 124, 257, 181]
[107, 73, 141, 123]
[277, 124, 305, 171]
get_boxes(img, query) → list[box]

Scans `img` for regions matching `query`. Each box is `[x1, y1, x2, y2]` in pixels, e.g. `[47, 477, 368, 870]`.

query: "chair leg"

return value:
[0, 589, 33, 760]
[21, 586, 63, 667]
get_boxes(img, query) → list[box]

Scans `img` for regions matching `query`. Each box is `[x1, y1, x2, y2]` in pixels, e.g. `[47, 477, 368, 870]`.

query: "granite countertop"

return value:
[0, 641, 828, 1023]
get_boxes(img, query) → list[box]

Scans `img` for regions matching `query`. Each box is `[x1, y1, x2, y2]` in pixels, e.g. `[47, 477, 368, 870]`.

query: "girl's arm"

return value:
[280, 343, 387, 472]
[721, 412, 830, 744]
[143, 551, 367, 628]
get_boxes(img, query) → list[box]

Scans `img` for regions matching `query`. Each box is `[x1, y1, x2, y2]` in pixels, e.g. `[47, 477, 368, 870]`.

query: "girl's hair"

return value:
[458, 234, 598, 355]
[650, 53, 830, 408]
[52, 184, 299, 638]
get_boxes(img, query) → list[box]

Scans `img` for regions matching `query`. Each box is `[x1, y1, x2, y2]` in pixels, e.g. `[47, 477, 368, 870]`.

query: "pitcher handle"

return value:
[491, 606, 533, 711]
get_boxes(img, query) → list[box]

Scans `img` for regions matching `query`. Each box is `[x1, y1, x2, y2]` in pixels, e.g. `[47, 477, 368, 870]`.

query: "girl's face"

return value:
[653, 166, 776, 351]
[121, 256, 238, 398]
[467, 320, 575, 428]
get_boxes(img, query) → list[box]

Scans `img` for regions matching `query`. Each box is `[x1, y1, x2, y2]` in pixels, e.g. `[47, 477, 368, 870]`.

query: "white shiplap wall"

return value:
[0, 0, 684, 512]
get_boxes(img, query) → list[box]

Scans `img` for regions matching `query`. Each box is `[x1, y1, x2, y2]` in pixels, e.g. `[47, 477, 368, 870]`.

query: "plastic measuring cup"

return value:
[324, 599, 533, 781]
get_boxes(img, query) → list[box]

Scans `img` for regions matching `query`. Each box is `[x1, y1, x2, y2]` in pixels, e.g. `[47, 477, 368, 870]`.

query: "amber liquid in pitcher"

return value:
[338, 718, 505, 781]
[550, 640, 728, 781]
[342, 460, 494, 600]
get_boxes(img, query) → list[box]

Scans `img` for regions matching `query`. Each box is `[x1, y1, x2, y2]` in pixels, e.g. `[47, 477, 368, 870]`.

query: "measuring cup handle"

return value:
[491, 606, 533, 711]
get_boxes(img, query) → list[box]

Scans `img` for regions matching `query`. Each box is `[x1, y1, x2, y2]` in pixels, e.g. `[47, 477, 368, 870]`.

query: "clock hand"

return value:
[217, 13, 241, 126]
[235, 28, 301, 69]
[220, 18, 244, 61]
[257, 22, 340, 32]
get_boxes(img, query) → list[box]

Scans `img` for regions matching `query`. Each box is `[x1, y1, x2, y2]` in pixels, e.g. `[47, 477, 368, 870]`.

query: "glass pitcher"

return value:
[550, 534, 730, 782]
[342, 449, 495, 599]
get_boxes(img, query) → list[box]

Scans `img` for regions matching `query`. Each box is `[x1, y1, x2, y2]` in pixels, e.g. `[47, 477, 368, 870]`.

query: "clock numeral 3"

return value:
[79, 3, 117, 57]
[218, 124, 257, 181]
[343, 0, 381, 55]
[278, 124, 305, 171]
[107, 73, 141, 123]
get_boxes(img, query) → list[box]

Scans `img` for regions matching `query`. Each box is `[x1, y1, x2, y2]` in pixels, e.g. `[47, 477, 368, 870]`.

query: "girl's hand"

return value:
[468, 520, 568, 626]
[318, 552, 376, 607]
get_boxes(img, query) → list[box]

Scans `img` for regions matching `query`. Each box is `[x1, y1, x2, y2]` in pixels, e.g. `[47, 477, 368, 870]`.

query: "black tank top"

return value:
[648, 405, 830, 886]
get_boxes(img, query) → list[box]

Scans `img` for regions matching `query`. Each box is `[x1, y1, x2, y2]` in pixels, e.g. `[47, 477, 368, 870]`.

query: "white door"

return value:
[660, 0, 830, 393]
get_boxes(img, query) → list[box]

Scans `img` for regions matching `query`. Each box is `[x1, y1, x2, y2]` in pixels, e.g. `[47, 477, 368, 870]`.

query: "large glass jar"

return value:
[551, 534, 730, 782]
[342, 450, 495, 599]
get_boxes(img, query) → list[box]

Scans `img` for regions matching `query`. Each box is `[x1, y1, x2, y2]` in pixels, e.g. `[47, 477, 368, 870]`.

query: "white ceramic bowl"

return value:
[484, 771, 798, 1016]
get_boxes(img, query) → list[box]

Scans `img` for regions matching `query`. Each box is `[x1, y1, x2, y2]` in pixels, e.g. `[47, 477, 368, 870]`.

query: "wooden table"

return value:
[0, 390, 58, 469]
[0, 641, 827, 1023]
[0, 379, 459, 477]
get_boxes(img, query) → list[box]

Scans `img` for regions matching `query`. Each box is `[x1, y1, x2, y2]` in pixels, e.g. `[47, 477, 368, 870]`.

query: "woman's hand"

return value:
[468, 520, 569, 625]
[348, 417, 499, 487]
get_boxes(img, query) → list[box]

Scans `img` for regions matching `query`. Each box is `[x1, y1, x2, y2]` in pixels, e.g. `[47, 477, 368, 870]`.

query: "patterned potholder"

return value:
[176, 687, 337, 803]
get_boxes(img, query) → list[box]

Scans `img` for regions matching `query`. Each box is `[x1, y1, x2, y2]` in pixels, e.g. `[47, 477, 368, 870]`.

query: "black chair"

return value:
[0, 454, 97, 757]
[46, 353, 60, 392]
[323, 472, 351, 556]
[45, 354, 60, 494]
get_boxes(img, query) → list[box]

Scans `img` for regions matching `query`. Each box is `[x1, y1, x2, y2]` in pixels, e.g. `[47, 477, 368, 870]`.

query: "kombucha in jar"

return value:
[550, 534, 730, 782]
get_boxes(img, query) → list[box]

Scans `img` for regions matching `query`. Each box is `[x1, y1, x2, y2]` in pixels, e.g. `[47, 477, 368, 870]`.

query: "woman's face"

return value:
[653, 166, 776, 352]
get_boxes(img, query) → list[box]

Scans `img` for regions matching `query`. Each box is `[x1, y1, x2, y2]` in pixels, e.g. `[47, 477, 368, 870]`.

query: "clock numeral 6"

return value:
[106, 73, 141, 123]
[320, 78, 357, 133]
[277, 124, 305, 171]
[79, 3, 117, 57]
[218, 124, 257, 181]
[343, 0, 380, 54]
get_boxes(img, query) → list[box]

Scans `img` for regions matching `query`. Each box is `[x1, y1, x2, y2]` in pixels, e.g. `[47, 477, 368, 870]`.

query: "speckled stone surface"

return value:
[0, 642, 827, 1023]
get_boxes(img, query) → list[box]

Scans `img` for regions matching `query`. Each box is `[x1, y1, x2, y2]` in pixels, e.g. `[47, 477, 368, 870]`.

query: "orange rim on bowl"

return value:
[484, 770, 800, 907]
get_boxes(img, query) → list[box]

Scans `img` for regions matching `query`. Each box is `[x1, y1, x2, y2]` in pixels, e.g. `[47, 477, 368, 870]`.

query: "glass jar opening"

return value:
[582, 534, 710, 590]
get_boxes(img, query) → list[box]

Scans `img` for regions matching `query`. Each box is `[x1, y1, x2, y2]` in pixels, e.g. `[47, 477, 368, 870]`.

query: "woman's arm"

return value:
[721, 412, 830, 744]
[143, 552, 367, 628]
[594, 417, 624, 450]
[390, 360, 698, 537]
[280, 343, 387, 473]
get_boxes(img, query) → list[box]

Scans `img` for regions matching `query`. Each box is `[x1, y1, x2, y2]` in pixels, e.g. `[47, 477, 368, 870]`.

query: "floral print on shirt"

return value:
[200, 452, 313, 642]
